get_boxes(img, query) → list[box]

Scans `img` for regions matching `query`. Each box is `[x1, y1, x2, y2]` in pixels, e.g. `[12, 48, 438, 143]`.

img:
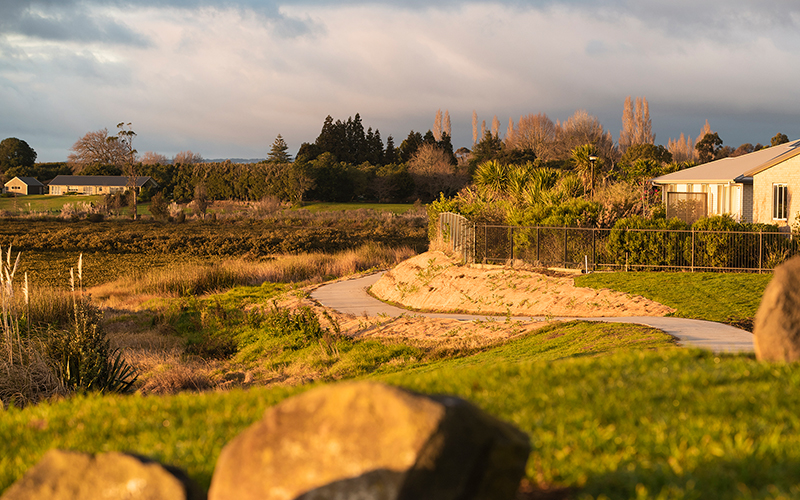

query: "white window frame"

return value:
[773, 183, 788, 220]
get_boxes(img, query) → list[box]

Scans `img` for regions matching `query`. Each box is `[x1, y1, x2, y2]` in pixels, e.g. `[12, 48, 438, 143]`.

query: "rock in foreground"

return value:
[1, 449, 205, 500]
[754, 255, 800, 362]
[209, 381, 530, 500]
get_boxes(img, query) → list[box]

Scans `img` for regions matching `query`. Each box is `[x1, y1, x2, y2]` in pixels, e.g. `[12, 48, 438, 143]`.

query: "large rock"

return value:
[754, 255, 800, 362]
[209, 382, 530, 500]
[1, 449, 205, 500]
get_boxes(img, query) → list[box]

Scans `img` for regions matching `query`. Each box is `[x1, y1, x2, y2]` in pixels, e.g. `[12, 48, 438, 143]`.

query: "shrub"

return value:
[607, 216, 690, 268]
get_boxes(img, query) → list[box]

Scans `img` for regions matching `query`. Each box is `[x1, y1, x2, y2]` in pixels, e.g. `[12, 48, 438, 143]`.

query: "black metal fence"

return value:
[474, 224, 799, 272]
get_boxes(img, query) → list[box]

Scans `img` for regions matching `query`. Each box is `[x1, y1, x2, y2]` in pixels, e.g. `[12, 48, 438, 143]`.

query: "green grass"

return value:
[575, 272, 773, 323]
[296, 202, 416, 214]
[0, 195, 105, 213]
[4, 342, 799, 499]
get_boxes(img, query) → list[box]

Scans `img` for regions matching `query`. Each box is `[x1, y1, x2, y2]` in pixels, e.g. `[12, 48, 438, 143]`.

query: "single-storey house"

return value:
[651, 139, 800, 229]
[3, 176, 45, 195]
[47, 175, 158, 196]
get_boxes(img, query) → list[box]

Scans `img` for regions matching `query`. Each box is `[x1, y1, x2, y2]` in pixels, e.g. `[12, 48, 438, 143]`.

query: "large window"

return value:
[773, 183, 788, 220]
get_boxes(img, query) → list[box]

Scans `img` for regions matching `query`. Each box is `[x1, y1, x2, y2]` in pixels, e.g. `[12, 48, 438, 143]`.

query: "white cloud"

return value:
[2, 1, 800, 160]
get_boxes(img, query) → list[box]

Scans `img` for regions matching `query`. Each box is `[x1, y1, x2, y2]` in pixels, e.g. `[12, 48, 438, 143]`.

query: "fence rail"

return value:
[476, 225, 799, 272]
[436, 213, 799, 272]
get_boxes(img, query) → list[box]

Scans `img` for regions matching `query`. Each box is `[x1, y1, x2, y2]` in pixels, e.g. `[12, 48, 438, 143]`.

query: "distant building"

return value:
[652, 140, 800, 229]
[47, 175, 158, 196]
[3, 176, 45, 195]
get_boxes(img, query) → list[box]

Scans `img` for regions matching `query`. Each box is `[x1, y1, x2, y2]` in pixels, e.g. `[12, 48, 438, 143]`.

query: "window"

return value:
[773, 183, 788, 220]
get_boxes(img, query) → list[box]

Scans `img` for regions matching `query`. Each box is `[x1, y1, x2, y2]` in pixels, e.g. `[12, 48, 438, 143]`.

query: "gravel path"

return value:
[311, 272, 755, 354]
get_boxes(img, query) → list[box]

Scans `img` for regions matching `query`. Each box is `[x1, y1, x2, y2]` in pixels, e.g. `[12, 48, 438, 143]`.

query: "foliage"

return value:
[149, 192, 169, 221]
[606, 216, 690, 268]
[695, 132, 723, 163]
[0, 138, 37, 173]
[267, 134, 292, 163]
[770, 133, 789, 147]
[3, 163, 72, 183]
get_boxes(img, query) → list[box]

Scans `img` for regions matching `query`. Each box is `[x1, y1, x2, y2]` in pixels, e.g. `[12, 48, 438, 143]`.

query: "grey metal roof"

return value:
[5, 176, 44, 186]
[48, 175, 156, 188]
[651, 140, 800, 184]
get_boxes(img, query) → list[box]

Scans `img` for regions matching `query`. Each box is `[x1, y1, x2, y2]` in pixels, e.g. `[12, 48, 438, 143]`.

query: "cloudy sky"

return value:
[1, 0, 799, 162]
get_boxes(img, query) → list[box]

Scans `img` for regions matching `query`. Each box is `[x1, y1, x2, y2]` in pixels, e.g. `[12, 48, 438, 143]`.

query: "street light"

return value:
[588, 155, 598, 200]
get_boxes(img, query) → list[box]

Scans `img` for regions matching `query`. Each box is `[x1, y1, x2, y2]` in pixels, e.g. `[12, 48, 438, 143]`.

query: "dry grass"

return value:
[90, 243, 416, 308]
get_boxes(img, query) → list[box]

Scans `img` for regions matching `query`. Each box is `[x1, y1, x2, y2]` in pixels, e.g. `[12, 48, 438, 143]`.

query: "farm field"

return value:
[0, 222, 792, 499]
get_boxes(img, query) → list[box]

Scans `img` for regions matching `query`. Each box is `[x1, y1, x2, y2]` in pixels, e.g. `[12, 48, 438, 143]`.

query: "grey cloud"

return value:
[0, 0, 150, 46]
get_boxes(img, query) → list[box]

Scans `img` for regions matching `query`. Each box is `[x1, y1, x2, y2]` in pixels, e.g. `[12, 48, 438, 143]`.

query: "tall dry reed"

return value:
[0, 247, 64, 407]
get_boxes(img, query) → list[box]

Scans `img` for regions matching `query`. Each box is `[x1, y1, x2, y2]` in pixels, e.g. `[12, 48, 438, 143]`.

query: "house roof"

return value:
[48, 175, 156, 188]
[651, 140, 800, 184]
[4, 176, 44, 187]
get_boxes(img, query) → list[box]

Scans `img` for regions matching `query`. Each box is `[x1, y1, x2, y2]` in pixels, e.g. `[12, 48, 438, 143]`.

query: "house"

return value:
[3, 176, 45, 195]
[651, 140, 800, 229]
[47, 175, 158, 196]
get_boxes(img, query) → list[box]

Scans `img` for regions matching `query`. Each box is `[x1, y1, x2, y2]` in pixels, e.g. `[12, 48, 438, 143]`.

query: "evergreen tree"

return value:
[398, 131, 424, 163]
[267, 134, 292, 163]
[384, 135, 397, 164]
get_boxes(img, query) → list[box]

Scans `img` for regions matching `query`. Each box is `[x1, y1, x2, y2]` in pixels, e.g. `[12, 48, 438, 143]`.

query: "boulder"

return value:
[209, 381, 529, 500]
[1, 449, 205, 500]
[754, 255, 800, 362]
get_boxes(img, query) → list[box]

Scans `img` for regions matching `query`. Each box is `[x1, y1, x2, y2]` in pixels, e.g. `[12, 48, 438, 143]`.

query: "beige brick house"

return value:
[3, 176, 45, 195]
[47, 175, 158, 196]
[652, 140, 800, 229]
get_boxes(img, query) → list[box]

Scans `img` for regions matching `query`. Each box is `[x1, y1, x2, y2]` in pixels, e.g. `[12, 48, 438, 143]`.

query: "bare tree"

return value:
[472, 110, 478, 146]
[443, 110, 451, 137]
[68, 128, 131, 170]
[480, 120, 486, 140]
[491, 116, 500, 139]
[506, 118, 514, 144]
[695, 120, 712, 148]
[173, 150, 204, 165]
[556, 110, 617, 162]
[507, 113, 557, 161]
[109, 123, 138, 219]
[433, 109, 443, 141]
[140, 151, 168, 165]
[620, 96, 654, 151]
[408, 143, 467, 200]
[668, 133, 695, 162]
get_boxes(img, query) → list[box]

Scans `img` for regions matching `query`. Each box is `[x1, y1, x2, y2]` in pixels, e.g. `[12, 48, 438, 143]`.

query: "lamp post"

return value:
[588, 155, 598, 200]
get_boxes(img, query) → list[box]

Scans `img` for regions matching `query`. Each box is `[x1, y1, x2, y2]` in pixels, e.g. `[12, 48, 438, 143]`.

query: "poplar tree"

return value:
[472, 110, 478, 146]
[433, 109, 443, 141]
[443, 110, 451, 137]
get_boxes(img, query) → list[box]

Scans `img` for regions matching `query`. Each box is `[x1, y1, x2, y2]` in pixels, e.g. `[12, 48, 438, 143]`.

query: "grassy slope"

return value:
[0, 321, 676, 493]
[4, 344, 800, 499]
[575, 271, 773, 323]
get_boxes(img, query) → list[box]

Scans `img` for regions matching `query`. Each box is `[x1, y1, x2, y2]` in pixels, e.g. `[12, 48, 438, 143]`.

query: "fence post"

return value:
[510, 227, 514, 262]
[691, 229, 695, 272]
[759, 230, 763, 274]
[536, 227, 540, 263]
[592, 228, 596, 271]
[563, 227, 568, 268]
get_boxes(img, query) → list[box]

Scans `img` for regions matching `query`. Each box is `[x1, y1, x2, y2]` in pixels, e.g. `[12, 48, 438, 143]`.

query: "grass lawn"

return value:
[4, 341, 799, 499]
[575, 271, 773, 324]
[296, 202, 417, 214]
[0, 195, 105, 213]
[0, 195, 155, 217]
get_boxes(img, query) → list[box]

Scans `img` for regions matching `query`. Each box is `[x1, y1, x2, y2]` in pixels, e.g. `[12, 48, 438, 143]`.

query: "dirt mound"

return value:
[370, 251, 674, 318]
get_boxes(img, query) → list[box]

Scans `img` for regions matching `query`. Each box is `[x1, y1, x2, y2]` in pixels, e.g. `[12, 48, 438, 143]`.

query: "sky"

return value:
[1, 0, 800, 162]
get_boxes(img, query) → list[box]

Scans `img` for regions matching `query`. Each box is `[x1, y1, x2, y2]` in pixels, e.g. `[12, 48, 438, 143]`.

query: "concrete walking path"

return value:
[311, 272, 755, 354]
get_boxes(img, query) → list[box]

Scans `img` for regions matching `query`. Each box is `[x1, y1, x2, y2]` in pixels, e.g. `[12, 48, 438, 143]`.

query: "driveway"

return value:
[311, 272, 755, 354]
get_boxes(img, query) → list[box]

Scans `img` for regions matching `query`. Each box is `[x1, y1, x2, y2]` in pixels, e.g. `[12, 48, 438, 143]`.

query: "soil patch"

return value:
[370, 251, 675, 318]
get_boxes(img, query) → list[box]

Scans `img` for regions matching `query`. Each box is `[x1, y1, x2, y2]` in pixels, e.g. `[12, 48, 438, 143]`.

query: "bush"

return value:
[607, 216, 690, 268]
